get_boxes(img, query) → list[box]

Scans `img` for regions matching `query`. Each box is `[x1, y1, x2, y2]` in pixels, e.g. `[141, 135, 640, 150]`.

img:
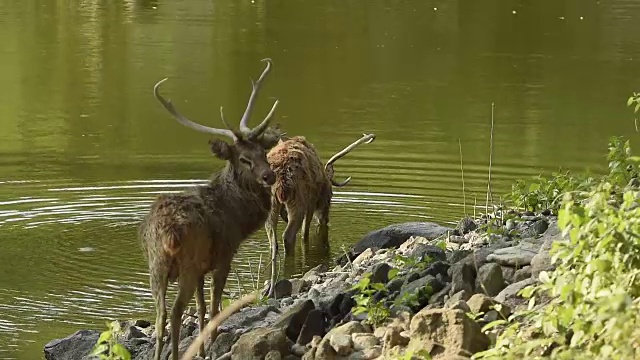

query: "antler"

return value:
[238, 58, 279, 139]
[324, 133, 376, 187]
[153, 58, 279, 141]
[153, 78, 237, 141]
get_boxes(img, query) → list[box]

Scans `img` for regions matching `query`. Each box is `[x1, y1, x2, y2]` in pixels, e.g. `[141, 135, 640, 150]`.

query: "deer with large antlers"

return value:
[265, 133, 375, 297]
[138, 58, 283, 360]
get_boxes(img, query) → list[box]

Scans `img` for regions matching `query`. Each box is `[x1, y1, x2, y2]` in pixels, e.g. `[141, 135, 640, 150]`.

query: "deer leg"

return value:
[209, 261, 231, 346]
[283, 204, 304, 257]
[301, 206, 315, 244]
[170, 279, 197, 360]
[151, 271, 168, 360]
[265, 199, 281, 298]
[195, 276, 206, 358]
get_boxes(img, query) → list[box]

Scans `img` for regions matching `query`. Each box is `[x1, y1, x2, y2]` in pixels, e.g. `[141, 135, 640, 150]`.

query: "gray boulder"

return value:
[336, 222, 453, 265]
[44, 330, 100, 360]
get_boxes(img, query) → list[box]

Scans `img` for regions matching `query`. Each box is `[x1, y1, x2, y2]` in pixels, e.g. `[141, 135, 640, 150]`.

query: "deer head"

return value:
[153, 58, 280, 187]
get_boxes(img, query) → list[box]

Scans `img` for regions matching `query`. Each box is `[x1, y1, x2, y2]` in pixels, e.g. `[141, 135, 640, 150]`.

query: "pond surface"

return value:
[1, 0, 640, 358]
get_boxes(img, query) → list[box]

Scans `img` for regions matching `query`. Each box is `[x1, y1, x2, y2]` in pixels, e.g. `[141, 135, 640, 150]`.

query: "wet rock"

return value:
[408, 308, 489, 358]
[123, 325, 146, 340]
[44, 330, 100, 360]
[273, 279, 293, 299]
[209, 331, 240, 359]
[420, 261, 450, 279]
[385, 277, 404, 293]
[180, 322, 198, 342]
[428, 283, 452, 306]
[219, 305, 279, 333]
[475, 263, 505, 296]
[521, 219, 549, 238]
[337, 222, 453, 266]
[297, 310, 325, 346]
[304, 264, 328, 281]
[448, 262, 476, 295]
[289, 279, 308, 295]
[230, 328, 290, 360]
[134, 319, 151, 328]
[399, 275, 443, 310]
[406, 244, 447, 263]
[404, 271, 421, 284]
[447, 249, 472, 264]
[272, 299, 316, 342]
[456, 217, 477, 235]
[370, 263, 391, 284]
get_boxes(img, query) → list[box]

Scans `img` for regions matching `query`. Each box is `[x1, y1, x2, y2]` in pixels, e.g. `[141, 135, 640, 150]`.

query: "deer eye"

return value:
[239, 157, 253, 168]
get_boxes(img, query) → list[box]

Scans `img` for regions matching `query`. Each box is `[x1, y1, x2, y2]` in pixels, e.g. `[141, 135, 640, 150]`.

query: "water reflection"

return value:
[1, 0, 640, 358]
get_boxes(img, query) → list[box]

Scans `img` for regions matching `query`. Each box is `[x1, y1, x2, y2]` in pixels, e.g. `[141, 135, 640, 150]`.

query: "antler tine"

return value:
[239, 58, 274, 135]
[247, 99, 279, 139]
[324, 133, 376, 187]
[154, 78, 237, 140]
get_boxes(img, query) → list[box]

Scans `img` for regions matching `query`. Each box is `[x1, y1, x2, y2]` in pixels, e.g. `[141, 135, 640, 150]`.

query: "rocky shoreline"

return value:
[44, 209, 564, 360]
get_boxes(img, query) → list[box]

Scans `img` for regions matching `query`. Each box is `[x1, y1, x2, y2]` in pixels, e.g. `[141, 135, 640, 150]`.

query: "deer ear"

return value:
[209, 139, 233, 160]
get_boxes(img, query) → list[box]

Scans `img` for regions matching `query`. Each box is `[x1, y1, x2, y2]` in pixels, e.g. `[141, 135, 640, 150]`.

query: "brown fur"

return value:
[140, 59, 283, 360]
[265, 136, 333, 253]
[264, 133, 375, 297]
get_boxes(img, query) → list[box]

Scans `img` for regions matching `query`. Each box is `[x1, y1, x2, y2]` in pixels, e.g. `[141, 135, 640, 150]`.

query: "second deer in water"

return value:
[264, 133, 375, 297]
[139, 59, 282, 360]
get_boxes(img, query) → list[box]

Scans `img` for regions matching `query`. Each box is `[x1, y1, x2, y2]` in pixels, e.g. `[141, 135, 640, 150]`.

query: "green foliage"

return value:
[473, 137, 640, 360]
[91, 321, 131, 360]
[351, 272, 390, 327]
[509, 170, 592, 213]
[393, 253, 433, 272]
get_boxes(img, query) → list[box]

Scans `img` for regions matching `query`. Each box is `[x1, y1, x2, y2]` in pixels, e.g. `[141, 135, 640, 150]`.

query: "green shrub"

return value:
[474, 137, 640, 360]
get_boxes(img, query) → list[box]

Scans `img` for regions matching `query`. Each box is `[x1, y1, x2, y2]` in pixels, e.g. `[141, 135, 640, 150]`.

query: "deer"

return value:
[138, 58, 283, 360]
[264, 133, 375, 297]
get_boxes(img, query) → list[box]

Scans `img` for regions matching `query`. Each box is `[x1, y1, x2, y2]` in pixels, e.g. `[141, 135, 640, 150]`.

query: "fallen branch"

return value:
[181, 291, 257, 360]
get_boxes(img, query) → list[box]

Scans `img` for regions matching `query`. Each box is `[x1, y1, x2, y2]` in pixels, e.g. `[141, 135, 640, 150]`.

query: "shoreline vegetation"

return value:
[44, 99, 640, 360]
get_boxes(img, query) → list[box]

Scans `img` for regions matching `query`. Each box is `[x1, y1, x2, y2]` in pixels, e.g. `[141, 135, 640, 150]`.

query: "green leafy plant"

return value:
[393, 253, 434, 272]
[90, 321, 131, 360]
[351, 272, 390, 327]
[473, 137, 640, 360]
[509, 170, 591, 213]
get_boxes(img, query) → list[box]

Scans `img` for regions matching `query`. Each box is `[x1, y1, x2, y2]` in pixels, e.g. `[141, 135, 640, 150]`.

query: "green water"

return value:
[0, 0, 639, 358]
